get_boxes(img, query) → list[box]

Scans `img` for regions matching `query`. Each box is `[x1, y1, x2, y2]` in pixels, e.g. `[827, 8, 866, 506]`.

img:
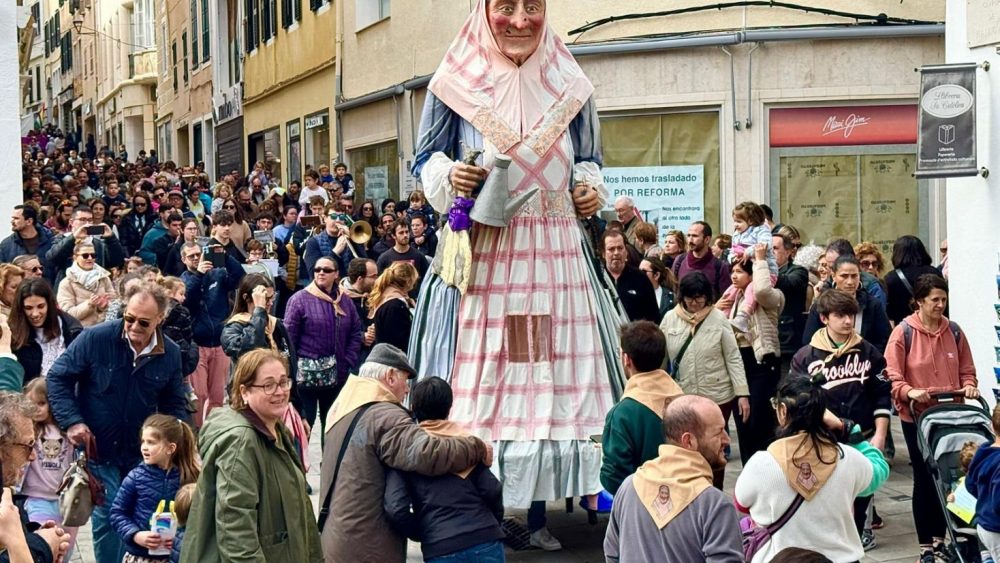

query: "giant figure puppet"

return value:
[408, 0, 626, 547]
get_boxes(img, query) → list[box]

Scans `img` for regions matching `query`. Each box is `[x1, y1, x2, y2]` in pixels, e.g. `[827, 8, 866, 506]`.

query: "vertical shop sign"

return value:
[916, 63, 978, 178]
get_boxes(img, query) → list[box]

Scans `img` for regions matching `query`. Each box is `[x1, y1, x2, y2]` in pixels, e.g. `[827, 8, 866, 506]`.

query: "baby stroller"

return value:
[912, 391, 995, 563]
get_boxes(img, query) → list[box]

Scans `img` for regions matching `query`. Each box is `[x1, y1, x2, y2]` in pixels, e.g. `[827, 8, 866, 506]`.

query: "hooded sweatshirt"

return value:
[886, 312, 977, 423]
[966, 442, 1000, 533]
[790, 329, 890, 434]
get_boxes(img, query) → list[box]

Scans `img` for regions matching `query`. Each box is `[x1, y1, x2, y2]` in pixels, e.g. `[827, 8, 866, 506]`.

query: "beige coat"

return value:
[57, 269, 115, 327]
[660, 307, 748, 404]
[732, 260, 784, 361]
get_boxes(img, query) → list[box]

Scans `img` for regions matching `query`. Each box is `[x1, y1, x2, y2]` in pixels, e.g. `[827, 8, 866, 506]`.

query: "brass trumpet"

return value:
[331, 213, 372, 258]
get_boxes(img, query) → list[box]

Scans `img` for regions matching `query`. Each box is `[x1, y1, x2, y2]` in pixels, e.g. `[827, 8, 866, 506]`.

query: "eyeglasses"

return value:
[859, 260, 879, 268]
[639, 268, 654, 274]
[30, 266, 43, 273]
[313, 267, 336, 274]
[223, 205, 236, 210]
[123, 313, 154, 328]
[77, 253, 96, 259]
[184, 253, 202, 260]
[247, 378, 292, 395]
[7, 438, 35, 454]
[134, 203, 147, 208]
[153, 192, 165, 198]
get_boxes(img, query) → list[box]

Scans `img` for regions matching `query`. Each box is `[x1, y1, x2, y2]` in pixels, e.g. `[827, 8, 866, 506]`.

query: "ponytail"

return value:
[141, 414, 201, 485]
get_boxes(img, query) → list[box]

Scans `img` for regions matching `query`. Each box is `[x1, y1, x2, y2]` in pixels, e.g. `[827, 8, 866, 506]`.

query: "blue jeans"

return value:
[426, 540, 505, 563]
[89, 462, 127, 563]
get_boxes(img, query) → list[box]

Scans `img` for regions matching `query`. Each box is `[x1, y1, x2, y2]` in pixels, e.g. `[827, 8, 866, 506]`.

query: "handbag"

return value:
[297, 355, 339, 389]
[58, 438, 104, 527]
[739, 493, 805, 561]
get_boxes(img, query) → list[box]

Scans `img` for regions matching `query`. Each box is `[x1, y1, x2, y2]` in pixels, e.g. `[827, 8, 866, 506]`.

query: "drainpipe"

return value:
[334, 0, 345, 163]
[745, 42, 759, 129]
[721, 46, 740, 131]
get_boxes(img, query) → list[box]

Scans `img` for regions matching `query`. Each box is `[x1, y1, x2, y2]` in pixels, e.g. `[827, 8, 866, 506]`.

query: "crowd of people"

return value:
[0, 2, 993, 563]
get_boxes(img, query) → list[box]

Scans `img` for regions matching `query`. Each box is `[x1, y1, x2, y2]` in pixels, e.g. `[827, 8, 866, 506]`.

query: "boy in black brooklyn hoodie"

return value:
[791, 288, 891, 540]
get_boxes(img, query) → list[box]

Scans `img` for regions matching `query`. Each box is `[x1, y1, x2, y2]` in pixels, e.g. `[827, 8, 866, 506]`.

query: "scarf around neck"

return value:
[419, 419, 475, 479]
[67, 262, 111, 292]
[767, 433, 841, 501]
[808, 328, 864, 362]
[369, 288, 410, 319]
[621, 369, 683, 420]
[672, 303, 712, 335]
[305, 282, 345, 317]
[633, 445, 714, 529]
[325, 375, 399, 432]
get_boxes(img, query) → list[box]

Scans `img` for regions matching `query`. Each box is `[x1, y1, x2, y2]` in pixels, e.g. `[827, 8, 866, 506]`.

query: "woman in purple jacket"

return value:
[284, 256, 363, 438]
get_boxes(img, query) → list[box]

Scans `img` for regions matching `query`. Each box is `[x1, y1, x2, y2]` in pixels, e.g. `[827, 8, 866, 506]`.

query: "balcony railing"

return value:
[128, 50, 157, 79]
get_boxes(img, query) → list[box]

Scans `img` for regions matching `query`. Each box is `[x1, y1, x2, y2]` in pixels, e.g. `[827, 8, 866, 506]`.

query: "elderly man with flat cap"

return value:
[319, 343, 493, 563]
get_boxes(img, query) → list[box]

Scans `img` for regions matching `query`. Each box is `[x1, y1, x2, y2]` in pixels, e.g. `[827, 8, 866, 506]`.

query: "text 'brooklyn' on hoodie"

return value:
[791, 328, 891, 434]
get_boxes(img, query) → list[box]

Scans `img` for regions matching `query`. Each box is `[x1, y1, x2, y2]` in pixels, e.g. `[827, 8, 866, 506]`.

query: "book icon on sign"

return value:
[938, 124, 956, 145]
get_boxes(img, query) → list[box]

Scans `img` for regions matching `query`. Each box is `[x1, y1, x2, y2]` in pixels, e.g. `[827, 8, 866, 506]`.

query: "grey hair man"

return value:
[0, 391, 71, 562]
[614, 195, 640, 247]
[604, 395, 744, 562]
[320, 344, 493, 563]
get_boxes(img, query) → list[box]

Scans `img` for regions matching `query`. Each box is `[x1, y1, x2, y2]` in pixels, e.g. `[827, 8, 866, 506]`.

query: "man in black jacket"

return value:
[773, 231, 809, 376]
[604, 231, 658, 323]
[45, 206, 124, 287]
[0, 392, 70, 563]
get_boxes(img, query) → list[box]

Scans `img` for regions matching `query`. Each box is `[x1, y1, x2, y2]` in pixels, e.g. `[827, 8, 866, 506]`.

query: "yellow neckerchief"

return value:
[325, 375, 398, 432]
[767, 432, 841, 501]
[419, 420, 475, 479]
[672, 303, 711, 334]
[227, 311, 278, 350]
[633, 444, 714, 529]
[305, 281, 346, 317]
[621, 369, 684, 420]
[808, 328, 864, 362]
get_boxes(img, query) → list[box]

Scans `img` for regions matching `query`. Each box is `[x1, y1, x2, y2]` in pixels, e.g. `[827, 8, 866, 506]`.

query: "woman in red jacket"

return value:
[887, 273, 978, 563]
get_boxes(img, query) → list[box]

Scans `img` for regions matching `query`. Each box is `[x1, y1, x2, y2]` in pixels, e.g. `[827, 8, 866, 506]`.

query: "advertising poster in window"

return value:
[364, 165, 389, 204]
[861, 155, 918, 254]
[602, 165, 704, 238]
[779, 155, 860, 243]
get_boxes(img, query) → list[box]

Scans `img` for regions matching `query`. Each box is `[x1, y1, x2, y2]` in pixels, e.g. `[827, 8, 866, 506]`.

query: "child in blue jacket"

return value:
[966, 403, 1000, 563]
[111, 414, 199, 562]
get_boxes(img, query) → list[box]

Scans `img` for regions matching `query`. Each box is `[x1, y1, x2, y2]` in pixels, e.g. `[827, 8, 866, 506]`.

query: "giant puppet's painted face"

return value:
[487, 0, 546, 66]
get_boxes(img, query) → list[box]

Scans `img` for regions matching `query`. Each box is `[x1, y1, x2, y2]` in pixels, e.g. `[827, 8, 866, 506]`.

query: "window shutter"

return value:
[281, 0, 291, 29]
[201, 0, 210, 61]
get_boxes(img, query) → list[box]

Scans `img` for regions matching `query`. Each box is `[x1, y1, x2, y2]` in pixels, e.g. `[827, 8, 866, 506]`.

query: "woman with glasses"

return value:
[354, 199, 377, 227]
[284, 256, 363, 439]
[56, 241, 116, 327]
[10, 278, 83, 383]
[734, 376, 888, 563]
[219, 197, 253, 259]
[119, 194, 157, 257]
[883, 235, 944, 326]
[221, 275, 309, 464]
[659, 271, 748, 488]
[182, 349, 323, 563]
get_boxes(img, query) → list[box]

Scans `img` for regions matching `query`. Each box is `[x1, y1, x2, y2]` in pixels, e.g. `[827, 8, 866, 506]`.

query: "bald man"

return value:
[604, 395, 743, 562]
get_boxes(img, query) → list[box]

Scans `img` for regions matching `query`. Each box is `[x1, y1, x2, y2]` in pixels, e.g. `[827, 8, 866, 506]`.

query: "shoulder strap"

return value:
[672, 253, 684, 278]
[950, 321, 961, 345]
[901, 319, 913, 355]
[895, 269, 914, 296]
[317, 402, 375, 531]
[766, 493, 805, 535]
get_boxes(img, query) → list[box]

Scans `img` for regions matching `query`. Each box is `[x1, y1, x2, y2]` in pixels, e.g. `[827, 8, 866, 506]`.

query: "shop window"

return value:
[600, 111, 722, 234]
[348, 140, 399, 207]
[777, 152, 921, 254]
[287, 120, 302, 184]
[304, 111, 330, 174]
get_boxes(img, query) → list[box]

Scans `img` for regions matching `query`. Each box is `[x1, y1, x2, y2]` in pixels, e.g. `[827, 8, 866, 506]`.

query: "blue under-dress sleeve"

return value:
[570, 97, 603, 167]
[412, 93, 462, 177]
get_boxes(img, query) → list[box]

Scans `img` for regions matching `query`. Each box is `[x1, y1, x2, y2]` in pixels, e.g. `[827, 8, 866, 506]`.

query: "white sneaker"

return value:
[529, 527, 563, 551]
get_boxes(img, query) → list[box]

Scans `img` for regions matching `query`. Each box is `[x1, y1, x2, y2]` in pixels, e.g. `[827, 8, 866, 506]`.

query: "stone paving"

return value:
[70, 418, 924, 563]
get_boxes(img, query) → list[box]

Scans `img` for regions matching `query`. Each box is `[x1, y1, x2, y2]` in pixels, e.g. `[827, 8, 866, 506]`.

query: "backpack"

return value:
[900, 319, 961, 355]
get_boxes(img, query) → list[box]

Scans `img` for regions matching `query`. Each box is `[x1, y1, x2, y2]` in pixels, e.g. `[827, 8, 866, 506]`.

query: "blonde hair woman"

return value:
[0, 264, 26, 353]
[367, 262, 418, 353]
[57, 241, 116, 326]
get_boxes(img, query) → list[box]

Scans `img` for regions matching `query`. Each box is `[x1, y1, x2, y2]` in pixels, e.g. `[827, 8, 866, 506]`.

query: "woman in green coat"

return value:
[181, 349, 322, 563]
